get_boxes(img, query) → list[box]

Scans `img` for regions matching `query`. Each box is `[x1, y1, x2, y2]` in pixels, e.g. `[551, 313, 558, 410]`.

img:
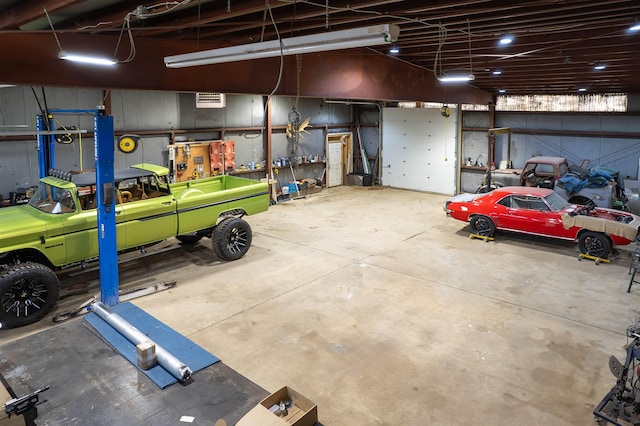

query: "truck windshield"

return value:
[28, 183, 76, 214]
[544, 191, 569, 211]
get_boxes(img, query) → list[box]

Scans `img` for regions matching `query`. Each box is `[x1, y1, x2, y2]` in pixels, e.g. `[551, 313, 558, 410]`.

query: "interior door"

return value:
[326, 133, 353, 188]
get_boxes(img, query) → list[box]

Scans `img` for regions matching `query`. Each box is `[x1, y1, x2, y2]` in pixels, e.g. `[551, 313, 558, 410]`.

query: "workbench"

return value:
[0, 318, 268, 425]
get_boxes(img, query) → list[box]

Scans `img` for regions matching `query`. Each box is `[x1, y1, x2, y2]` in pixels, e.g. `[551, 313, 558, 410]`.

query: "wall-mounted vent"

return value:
[196, 93, 226, 108]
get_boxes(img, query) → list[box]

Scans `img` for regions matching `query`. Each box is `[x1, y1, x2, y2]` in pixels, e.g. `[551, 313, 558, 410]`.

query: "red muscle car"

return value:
[445, 186, 640, 258]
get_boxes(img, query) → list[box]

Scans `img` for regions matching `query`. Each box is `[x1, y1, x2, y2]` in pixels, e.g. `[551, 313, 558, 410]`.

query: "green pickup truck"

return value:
[0, 164, 269, 328]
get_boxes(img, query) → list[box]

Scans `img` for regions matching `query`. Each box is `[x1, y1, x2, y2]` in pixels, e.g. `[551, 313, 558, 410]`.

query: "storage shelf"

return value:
[461, 166, 488, 171]
[273, 162, 325, 170]
[228, 168, 266, 176]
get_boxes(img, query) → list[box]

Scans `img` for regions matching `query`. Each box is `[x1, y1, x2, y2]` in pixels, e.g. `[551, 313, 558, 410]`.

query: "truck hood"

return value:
[0, 205, 50, 249]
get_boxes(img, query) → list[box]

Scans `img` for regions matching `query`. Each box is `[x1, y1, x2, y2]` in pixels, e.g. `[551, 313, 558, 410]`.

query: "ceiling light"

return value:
[594, 64, 606, 70]
[578, 88, 587, 92]
[499, 36, 513, 45]
[165, 24, 400, 68]
[498, 89, 506, 93]
[492, 70, 502, 75]
[58, 51, 117, 66]
[630, 23, 640, 31]
[389, 47, 400, 54]
[437, 73, 475, 83]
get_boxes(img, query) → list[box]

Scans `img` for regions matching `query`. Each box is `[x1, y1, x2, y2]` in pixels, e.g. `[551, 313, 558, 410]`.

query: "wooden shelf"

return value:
[228, 168, 266, 176]
[273, 162, 325, 170]
[461, 166, 488, 171]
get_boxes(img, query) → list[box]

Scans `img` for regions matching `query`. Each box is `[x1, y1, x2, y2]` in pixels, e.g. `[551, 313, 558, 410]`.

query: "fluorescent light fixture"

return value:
[389, 47, 400, 54]
[437, 73, 475, 83]
[492, 70, 502, 75]
[594, 64, 606, 70]
[578, 88, 587, 92]
[630, 23, 640, 31]
[164, 24, 400, 68]
[498, 89, 506, 93]
[499, 36, 513, 45]
[58, 51, 117, 66]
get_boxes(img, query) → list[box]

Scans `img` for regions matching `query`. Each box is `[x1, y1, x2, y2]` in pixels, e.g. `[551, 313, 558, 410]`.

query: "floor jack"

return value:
[578, 253, 610, 265]
[469, 233, 494, 242]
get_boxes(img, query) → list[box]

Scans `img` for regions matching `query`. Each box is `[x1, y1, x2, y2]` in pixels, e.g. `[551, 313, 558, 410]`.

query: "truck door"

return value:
[64, 202, 126, 264]
[119, 191, 177, 248]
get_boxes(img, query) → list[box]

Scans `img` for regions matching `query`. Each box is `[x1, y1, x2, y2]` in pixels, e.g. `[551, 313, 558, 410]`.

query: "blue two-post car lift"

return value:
[37, 108, 119, 306]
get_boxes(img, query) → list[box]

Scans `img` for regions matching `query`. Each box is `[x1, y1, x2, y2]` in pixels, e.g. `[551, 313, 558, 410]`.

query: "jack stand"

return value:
[578, 253, 610, 265]
[470, 233, 494, 242]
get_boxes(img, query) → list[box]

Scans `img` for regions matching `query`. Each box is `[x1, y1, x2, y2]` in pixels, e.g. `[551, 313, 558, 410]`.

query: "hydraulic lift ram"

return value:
[90, 302, 192, 382]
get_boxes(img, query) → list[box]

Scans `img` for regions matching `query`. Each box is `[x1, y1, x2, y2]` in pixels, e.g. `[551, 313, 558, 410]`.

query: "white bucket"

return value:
[282, 186, 289, 195]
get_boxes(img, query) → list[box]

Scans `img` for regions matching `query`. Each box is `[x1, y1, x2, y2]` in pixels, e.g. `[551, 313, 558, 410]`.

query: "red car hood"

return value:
[560, 207, 640, 242]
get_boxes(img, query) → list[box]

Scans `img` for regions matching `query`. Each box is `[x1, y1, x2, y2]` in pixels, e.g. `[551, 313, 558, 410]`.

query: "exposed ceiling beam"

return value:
[0, 32, 491, 103]
[0, 0, 84, 29]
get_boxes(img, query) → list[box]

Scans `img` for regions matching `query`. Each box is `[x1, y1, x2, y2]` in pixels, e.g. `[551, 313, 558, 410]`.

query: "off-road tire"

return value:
[212, 217, 252, 261]
[0, 262, 60, 328]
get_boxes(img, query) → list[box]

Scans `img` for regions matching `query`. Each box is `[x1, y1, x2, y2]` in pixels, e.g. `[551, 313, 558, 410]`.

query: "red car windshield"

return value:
[544, 191, 570, 211]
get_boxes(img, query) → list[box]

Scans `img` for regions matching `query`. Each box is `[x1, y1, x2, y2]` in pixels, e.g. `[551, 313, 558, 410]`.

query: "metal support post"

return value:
[48, 116, 56, 170]
[94, 113, 119, 306]
[36, 115, 48, 178]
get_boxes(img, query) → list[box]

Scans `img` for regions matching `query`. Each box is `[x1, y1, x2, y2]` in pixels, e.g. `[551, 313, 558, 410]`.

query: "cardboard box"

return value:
[136, 340, 157, 370]
[236, 386, 317, 426]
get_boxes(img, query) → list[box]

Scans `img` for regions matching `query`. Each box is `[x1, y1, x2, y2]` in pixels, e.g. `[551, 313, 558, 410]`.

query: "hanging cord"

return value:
[68, 0, 193, 63]
[325, 0, 330, 29]
[289, 0, 297, 36]
[196, 0, 201, 46]
[30, 87, 50, 131]
[44, 8, 63, 52]
[467, 18, 473, 75]
[287, 1, 298, 110]
[444, 113, 448, 162]
[113, 13, 136, 63]
[433, 23, 447, 78]
[280, 0, 458, 76]
[295, 54, 302, 111]
[244, 1, 285, 140]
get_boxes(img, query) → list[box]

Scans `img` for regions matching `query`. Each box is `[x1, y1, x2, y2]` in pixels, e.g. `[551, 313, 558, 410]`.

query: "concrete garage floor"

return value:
[4, 186, 640, 425]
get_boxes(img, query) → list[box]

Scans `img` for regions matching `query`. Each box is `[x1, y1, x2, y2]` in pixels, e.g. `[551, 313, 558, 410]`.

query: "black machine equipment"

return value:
[594, 323, 640, 425]
[4, 386, 49, 421]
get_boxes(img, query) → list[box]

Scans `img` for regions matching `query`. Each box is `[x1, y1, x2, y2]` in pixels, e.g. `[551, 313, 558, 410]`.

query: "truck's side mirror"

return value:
[102, 182, 114, 206]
